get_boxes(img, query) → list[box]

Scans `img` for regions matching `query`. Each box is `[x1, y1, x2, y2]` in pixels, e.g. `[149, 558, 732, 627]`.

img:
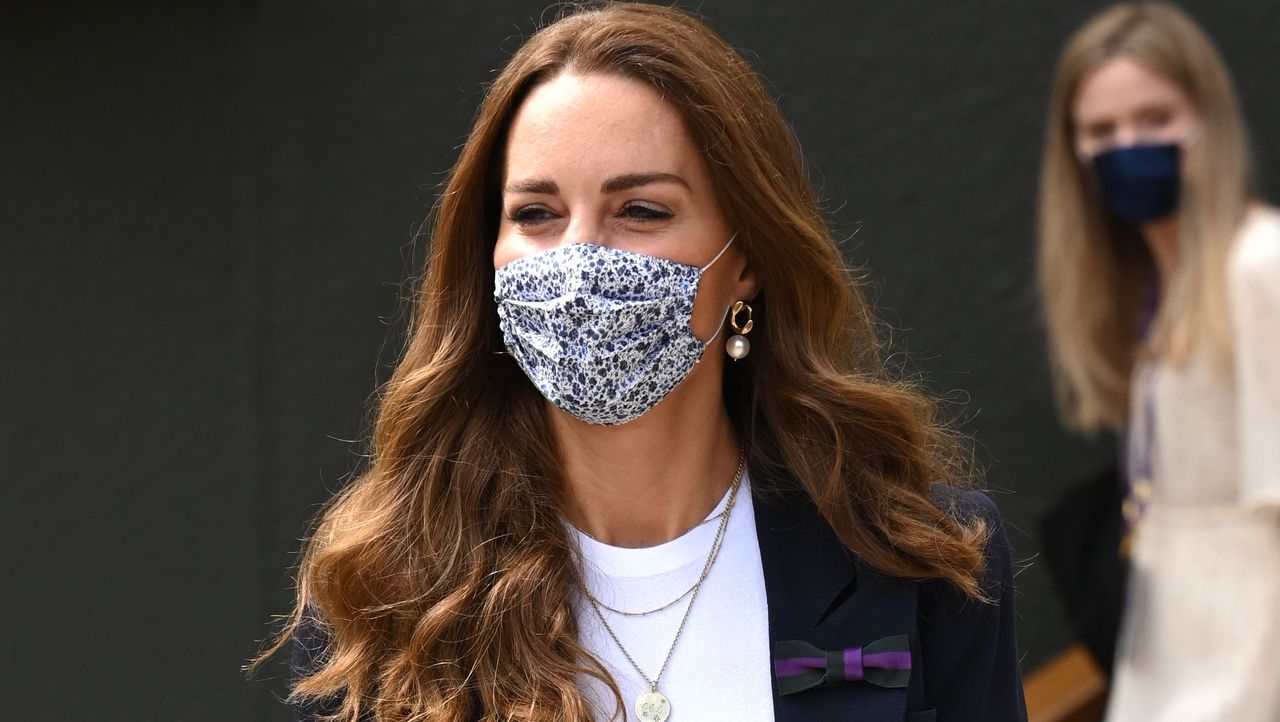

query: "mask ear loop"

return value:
[699, 232, 738, 272]
[693, 232, 740, 352]
[695, 305, 734, 352]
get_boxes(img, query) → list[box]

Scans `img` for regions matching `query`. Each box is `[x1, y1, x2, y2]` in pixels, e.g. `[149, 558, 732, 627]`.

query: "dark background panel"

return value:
[2, 5, 266, 720]
[3, 2, 1276, 720]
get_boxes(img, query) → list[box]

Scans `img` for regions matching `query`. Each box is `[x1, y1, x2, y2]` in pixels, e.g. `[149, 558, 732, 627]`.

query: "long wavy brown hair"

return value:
[1038, 2, 1252, 432]
[258, 3, 988, 720]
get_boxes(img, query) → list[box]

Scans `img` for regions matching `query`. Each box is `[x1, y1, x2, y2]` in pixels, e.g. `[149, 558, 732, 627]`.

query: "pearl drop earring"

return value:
[726, 300, 753, 360]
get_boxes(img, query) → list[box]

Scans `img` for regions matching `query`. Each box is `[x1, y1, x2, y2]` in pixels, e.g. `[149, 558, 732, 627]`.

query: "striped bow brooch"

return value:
[772, 635, 912, 696]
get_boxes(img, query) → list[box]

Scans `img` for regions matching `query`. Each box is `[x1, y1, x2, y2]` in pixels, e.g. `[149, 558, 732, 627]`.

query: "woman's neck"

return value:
[551, 362, 741, 549]
[1141, 214, 1179, 286]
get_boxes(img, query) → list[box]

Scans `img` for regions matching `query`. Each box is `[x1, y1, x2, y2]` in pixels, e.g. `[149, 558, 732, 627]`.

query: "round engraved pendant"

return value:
[635, 691, 671, 722]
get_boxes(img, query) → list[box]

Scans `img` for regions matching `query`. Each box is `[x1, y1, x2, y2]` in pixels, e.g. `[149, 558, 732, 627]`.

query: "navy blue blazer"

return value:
[292, 482, 1027, 722]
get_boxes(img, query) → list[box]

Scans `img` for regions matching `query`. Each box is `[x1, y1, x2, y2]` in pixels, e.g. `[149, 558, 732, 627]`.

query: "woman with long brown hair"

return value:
[1039, 3, 1280, 719]
[262, 3, 1026, 720]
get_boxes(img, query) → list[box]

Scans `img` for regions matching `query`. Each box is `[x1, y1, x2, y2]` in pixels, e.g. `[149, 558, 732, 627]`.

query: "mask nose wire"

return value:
[699, 232, 738, 272]
[1076, 128, 1201, 165]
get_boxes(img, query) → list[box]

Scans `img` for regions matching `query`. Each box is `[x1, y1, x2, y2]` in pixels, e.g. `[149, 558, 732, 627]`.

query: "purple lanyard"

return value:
[1121, 284, 1161, 545]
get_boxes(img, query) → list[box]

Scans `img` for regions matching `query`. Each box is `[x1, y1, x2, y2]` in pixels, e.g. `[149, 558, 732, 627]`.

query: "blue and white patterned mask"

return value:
[494, 235, 735, 426]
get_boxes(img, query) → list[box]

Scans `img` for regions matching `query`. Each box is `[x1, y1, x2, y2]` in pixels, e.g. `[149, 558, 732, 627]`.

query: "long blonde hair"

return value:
[258, 4, 988, 720]
[1038, 1, 1252, 432]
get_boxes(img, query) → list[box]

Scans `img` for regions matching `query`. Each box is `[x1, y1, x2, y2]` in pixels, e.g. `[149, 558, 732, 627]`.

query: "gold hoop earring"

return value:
[726, 301, 753, 360]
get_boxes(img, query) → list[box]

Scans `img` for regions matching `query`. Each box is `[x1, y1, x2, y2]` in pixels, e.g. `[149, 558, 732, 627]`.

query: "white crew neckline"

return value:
[571, 470, 774, 721]
[571, 475, 739, 579]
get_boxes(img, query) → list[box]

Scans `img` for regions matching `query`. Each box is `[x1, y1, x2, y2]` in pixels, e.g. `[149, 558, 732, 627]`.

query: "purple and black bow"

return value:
[772, 635, 912, 696]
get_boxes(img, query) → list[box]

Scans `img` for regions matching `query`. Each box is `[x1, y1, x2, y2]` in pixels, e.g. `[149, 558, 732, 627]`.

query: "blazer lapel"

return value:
[754, 478, 917, 722]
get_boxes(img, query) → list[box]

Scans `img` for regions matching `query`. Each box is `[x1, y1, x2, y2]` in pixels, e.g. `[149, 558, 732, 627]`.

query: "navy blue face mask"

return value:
[1091, 142, 1181, 225]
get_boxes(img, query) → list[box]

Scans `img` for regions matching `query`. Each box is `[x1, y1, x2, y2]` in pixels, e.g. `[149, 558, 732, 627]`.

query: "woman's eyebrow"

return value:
[504, 177, 559, 195]
[503, 173, 690, 196]
[601, 172, 690, 193]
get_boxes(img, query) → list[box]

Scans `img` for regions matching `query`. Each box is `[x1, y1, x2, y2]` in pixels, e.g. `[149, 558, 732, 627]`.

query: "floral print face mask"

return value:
[494, 235, 735, 425]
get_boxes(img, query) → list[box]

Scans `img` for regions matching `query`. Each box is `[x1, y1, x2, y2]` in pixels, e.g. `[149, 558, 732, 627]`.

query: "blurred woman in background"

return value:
[1039, 3, 1280, 719]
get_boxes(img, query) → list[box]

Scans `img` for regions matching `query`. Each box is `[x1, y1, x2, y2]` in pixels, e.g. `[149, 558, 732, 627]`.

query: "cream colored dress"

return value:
[1107, 208, 1280, 722]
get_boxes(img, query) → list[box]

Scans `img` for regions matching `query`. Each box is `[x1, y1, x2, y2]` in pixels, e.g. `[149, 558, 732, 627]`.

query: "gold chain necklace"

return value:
[579, 453, 744, 722]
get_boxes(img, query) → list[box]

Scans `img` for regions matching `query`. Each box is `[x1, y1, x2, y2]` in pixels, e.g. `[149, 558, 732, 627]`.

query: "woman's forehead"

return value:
[503, 72, 702, 187]
[1072, 56, 1192, 123]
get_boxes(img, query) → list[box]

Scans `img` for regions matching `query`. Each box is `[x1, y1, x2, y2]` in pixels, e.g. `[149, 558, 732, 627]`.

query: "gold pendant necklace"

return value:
[580, 453, 744, 722]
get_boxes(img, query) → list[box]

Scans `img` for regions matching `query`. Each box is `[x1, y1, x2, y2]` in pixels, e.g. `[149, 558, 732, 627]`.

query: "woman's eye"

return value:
[1085, 122, 1114, 141]
[619, 202, 674, 222]
[1138, 110, 1173, 129]
[507, 205, 557, 226]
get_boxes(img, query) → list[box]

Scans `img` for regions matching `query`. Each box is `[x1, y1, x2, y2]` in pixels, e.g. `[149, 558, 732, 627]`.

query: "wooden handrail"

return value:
[1023, 644, 1108, 722]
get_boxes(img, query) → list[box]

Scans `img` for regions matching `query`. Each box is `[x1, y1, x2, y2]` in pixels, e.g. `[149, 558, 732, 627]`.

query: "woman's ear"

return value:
[732, 251, 761, 301]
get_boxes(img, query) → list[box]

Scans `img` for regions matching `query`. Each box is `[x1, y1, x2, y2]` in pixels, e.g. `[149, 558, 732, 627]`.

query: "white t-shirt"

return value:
[573, 472, 775, 722]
